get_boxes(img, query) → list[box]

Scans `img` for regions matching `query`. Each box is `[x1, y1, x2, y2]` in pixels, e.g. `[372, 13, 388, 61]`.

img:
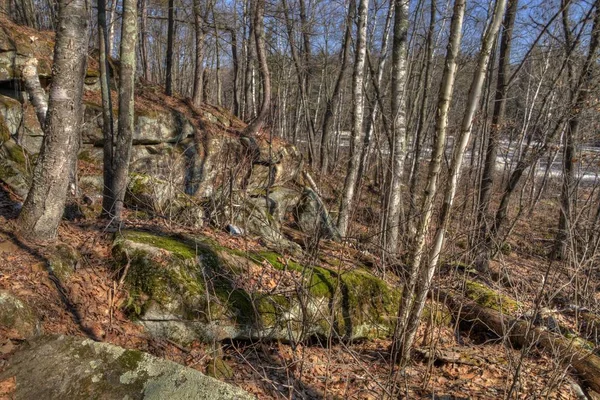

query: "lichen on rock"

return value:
[0, 334, 253, 399]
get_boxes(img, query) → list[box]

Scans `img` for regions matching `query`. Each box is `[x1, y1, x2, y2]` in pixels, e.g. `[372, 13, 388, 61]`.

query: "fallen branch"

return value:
[439, 289, 600, 392]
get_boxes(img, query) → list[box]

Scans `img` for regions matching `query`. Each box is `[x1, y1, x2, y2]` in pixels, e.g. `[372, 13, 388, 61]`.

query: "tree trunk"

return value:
[383, 0, 409, 255]
[407, 0, 437, 236]
[108, 0, 117, 56]
[102, 0, 137, 222]
[336, 0, 369, 237]
[139, 0, 150, 81]
[20, 58, 48, 128]
[319, 0, 354, 173]
[243, 0, 270, 137]
[99, 0, 116, 219]
[552, 0, 600, 260]
[17, 0, 89, 241]
[165, 0, 175, 96]
[391, 0, 466, 366]
[475, 0, 519, 268]
[356, 0, 394, 201]
[192, 0, 205, 107]
[230, 27, 240, 117]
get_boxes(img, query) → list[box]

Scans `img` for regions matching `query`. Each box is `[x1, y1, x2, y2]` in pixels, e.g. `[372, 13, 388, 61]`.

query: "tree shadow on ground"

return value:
[0, 226, 102, 341]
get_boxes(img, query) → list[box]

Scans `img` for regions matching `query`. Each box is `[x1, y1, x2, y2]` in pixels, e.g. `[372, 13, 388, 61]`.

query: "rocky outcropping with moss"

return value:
[0, 15, 338, 247]
[113, 230, 399, 344]
[0, 335, 253, 399]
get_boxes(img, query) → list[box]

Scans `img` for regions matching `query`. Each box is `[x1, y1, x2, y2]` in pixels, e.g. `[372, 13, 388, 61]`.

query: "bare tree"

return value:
[553, 0, 600, 260]
[242, 0, 270, 137]
[383, 0, 410, 255]
[319, 1, 354, 174]
[475, 0, 519, 263]
[337, 0, 369, 237]
[391, 0, 466, 366]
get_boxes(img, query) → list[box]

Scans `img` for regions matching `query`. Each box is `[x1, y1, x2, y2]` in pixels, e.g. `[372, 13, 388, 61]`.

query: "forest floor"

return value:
[0, 175, 595, 399]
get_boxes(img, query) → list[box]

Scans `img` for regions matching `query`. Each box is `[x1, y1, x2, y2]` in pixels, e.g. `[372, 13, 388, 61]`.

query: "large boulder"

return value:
[112, 230, 400, 345]
[0, 335, 253, 399]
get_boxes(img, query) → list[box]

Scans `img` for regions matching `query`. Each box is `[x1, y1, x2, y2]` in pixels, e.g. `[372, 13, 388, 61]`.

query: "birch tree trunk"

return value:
[383, 0, 409, 255]
[336, 0, 369, 237]
[391, 0, 466, 366]
[17, 0, 89, 241]
[20, 58, 47, 128]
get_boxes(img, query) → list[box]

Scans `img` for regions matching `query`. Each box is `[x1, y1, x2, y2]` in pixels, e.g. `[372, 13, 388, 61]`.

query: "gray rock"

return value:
[294, 188, 341, 241]
[0, 290, 40, 339]
[0, 335, 253, 399]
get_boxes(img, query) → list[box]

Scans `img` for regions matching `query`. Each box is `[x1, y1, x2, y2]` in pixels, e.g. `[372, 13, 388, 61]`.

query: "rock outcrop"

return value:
[0, 335, 253, 399]
[112, 230, 399, 344]
[0, 15, 339, 249]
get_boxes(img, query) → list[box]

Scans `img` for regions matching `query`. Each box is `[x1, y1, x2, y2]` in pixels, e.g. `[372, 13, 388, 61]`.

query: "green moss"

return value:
[0, 113, 10, 143]
[254, 294, 290, 326]
[4, 140, 27, 166]
[86, 68, 100, 78]
[465, 281, 521, 314]
[117, 349, 143, 370]
[206, 357, 233, 379]
[120, 230, 199, 260]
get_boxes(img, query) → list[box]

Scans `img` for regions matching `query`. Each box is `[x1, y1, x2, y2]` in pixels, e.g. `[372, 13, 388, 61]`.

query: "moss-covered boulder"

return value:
[0, 335, 253, 399]
[113, 230, 401, 344]
[0, 291, 40, 339]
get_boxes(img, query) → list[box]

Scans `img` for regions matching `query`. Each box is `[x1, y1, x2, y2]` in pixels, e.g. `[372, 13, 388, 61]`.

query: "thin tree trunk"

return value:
[552, 0, 600, 260]
[243, 0, 270, 137]
[108, 0, 117, 57]
[336, 0, 369, 237]
[320, 0, 355, 173]
[391, 0, 466, 366]
[139, 0, 150, 81]
[99, 0, 116, 219]
[21, 58, 48, 128]
[407, 0, 437, 236]
[382, 0, 410, 255]
[17, 0, 89, 241]
[475, 0, 519, 266]
[104, 0, 137, 222]
[356, 0, 394, 199]
[230, 27, 240, 117]
[165, 0, 175, 96]
[192, 0, 205, 107]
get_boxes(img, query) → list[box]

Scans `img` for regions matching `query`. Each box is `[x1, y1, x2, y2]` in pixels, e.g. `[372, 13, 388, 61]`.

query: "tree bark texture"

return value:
[17, 0, 89, 240]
